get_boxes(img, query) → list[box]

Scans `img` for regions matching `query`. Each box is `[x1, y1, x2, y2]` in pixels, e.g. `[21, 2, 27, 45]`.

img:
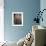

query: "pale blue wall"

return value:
[40, 0, 46, 27]
[4, 0, 40, 42]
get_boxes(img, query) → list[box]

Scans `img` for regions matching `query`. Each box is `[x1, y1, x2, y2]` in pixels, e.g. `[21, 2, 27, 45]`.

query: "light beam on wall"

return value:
[0, 8, 4, 42]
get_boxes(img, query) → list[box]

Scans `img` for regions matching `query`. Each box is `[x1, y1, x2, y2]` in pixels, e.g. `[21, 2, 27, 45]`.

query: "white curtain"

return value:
[0, 0, 4, 42]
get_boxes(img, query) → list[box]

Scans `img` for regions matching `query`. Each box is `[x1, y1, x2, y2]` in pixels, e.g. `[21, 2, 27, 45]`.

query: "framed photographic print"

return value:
[12, 12, 23, 26]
